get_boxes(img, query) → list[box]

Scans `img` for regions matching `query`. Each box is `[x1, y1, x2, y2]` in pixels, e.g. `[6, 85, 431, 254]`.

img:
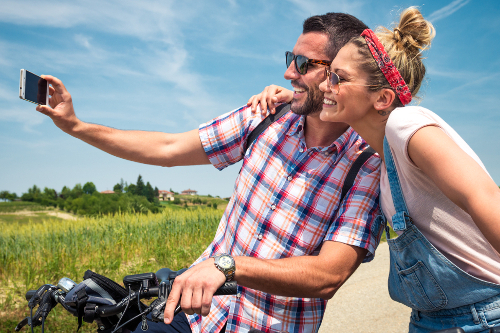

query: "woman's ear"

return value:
[374, 88, 396, 111]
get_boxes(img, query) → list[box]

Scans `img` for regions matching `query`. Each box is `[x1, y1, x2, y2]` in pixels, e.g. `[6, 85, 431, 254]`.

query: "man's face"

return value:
[284, 32, 331, 116]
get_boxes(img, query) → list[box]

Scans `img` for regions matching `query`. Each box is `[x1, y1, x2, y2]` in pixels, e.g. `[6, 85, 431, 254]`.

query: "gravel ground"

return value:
[319, 242, 412, 333]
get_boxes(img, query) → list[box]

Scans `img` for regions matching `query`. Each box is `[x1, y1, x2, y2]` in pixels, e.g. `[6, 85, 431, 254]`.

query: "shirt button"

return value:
[237, 292, 242, 298]
[287, 176, 292, 181]
[324, 152, 329, 156]
[299, 148, 304, 153]
[258, 234, 263, 240]
[271, 204, 276, 210]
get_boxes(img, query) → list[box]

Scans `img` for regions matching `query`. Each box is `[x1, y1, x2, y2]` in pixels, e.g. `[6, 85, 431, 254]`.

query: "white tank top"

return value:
[380, 106, 500, 284]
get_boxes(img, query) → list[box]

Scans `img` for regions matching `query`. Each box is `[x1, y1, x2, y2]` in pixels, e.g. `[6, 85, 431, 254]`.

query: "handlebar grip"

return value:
[214, 281, 237, 296]
[25, 290, 37, 301]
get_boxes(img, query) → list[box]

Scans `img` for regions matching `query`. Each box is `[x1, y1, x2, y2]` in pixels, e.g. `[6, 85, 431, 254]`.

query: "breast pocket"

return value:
[395, 260, 448, 312]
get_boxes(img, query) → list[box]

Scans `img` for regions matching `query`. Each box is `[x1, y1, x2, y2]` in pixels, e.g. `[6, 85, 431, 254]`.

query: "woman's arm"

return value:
[408, 125, 500, 253]
[246, 85, 293, 116]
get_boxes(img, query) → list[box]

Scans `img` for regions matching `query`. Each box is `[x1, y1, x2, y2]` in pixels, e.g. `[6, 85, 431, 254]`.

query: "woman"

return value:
[249, 7, 500, 333]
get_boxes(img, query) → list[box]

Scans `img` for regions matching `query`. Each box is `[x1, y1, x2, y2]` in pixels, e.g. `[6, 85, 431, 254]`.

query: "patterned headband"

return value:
[360, 29, 412, 105]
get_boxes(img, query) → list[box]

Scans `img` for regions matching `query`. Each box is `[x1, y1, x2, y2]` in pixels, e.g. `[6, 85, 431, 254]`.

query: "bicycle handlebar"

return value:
[17, 268, 237, 333]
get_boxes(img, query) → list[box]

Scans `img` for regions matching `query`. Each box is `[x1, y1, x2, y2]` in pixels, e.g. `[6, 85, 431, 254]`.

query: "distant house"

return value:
[100, 190, 115, 194]
[181, 189, 197, 196]
[158, 190, 175, 201]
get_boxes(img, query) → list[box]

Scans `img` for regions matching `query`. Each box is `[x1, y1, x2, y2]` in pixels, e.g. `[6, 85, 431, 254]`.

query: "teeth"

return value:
[324, 98, 337, 105]
[294, 88, 306, 93]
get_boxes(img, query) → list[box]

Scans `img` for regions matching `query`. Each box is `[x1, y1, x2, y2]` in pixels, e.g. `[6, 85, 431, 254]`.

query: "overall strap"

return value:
[243, 103, 291, 153]
[383, 136, 412, 232]
[339, 147, 376, 204]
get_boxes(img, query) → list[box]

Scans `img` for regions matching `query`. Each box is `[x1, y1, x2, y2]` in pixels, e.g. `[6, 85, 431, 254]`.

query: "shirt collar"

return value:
[287, 115, 358, 154]
[286, 114, 304, 137]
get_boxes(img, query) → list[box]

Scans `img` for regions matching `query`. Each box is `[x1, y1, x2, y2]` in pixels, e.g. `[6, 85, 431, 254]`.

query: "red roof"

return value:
[100, 190, 114, 194]
[158, 190, 174, 194]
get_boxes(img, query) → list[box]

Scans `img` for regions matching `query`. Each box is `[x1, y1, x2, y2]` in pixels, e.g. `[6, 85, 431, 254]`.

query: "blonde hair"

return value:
[350, 7, 436, 107]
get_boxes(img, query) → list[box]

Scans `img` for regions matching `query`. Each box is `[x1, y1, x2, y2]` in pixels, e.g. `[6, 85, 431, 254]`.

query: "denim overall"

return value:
[382, 137, 500, 333]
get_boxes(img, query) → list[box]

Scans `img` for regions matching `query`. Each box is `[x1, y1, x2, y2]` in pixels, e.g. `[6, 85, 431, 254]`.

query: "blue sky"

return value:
[1, 0, 499, 198]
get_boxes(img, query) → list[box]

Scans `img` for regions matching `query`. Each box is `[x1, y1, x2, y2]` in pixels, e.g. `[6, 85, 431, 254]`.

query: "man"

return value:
[36, 12, 381, 333]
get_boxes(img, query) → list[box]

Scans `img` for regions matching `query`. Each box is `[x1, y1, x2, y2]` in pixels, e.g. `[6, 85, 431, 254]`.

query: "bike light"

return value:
[57, 278, 76, 293]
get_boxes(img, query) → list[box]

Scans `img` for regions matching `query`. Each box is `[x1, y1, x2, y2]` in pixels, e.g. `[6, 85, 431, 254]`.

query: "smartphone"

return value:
[19, 69, 49, 105]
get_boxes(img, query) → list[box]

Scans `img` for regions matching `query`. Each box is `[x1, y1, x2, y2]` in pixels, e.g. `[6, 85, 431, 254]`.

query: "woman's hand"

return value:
[246, 85, 293, 116]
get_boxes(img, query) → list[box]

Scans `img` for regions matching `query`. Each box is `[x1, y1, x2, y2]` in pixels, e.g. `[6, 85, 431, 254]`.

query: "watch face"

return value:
[219, 256, 233, 269]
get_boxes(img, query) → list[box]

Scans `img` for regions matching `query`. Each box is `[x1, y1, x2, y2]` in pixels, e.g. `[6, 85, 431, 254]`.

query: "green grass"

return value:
[0, 206, 222, 332]
[0, 201, 46, 213]
[380, 225, 399, 242]
[0, 212, 66, 225]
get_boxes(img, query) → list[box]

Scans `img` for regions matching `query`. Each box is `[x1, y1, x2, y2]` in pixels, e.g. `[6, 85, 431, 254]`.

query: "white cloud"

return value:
[285, 0, 365, 17]
[0, 107, 46, 132]
[427, 0, 470, 23]
[74, 34, 92, 49]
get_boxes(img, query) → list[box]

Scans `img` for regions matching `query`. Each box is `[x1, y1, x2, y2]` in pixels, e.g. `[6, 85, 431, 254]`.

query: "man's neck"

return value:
[303, 113, 349, 149]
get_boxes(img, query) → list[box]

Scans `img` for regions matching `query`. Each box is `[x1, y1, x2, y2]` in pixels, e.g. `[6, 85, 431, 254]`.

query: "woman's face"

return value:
[318, 43, 378, 125]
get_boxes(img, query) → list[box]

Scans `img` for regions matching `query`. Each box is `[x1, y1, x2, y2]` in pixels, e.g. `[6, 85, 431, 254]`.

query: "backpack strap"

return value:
[243, 103, 291, 153]
[339, 147, 376, 204]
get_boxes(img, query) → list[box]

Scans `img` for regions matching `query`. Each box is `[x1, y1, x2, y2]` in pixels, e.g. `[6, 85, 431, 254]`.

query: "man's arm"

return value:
[36, 75, 210, 167]
[163, 241, 366, 323]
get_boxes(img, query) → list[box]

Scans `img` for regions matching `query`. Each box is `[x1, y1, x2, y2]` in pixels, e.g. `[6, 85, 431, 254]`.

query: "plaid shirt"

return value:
[188, 105, 381, 333]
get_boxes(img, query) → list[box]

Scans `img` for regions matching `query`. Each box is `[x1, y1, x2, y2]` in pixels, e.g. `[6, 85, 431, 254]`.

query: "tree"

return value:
[71, 184, 83, 198]
[113, 183, 123, 193]
[43, 187, 57, 200]
[126, 184, 137, 195]
[145, 182, 154, 203]
[136, 175, 145, 197]
[60, 186, 71, 199]
[83, 182, 97, 195]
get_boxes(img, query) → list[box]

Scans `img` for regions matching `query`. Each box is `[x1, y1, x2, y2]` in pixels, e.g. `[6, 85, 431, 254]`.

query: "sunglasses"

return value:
[286, 51, 331, 75]
[325, 68, 379, 94]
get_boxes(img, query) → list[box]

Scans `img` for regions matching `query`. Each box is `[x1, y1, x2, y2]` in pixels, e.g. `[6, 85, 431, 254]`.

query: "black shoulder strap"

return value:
[244, 103, 291, 153]
[339, 147, 376, 204]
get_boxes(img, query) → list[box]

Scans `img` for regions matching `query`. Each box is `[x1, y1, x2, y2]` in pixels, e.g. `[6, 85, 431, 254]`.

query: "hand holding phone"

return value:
[20, 72, 79, 134]
[19, 69, 49, 105]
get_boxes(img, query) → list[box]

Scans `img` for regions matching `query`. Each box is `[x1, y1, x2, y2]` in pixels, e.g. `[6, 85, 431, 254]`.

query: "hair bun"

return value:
[393, 27, 404, 43]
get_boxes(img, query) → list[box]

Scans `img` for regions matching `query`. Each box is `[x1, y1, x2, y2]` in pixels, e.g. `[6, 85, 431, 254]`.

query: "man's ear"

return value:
[374, 89, 396, 111]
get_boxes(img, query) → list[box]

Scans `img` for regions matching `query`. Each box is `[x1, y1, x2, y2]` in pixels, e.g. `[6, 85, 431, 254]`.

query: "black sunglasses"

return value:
[286, 51, 331, 75]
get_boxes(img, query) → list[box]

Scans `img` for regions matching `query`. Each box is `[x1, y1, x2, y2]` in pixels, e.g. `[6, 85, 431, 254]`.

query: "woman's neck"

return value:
[349, 111, 388, 161]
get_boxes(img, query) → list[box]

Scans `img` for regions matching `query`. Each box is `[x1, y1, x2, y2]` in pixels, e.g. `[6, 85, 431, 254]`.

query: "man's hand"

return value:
[246, 85, 293, 116]
[163, 258, 226, 324]
[35, 75, 81, 134]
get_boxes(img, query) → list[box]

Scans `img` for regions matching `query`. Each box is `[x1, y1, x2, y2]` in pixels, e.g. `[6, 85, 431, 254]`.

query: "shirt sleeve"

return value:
[385, 106, 441, 166]
[325, 152, 383, 262]
[199, 105, 267, 170]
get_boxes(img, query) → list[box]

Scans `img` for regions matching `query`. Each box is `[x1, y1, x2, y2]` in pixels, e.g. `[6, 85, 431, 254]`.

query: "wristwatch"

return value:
[213, 253, 236, 281]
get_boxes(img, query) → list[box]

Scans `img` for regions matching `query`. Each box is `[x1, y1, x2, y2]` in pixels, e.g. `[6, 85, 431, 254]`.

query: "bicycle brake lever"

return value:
[151, 282, 168, 322]
[14, 317, 30, 331]
[28, 284, 53, 309]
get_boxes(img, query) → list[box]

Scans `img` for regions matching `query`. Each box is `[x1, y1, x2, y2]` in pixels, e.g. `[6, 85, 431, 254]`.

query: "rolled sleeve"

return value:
[199, 105, 265, 170]
[325, 153, 382, 262]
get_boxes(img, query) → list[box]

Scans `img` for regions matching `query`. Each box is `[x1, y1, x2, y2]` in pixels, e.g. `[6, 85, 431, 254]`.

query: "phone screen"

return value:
[24, 71, 48, 104]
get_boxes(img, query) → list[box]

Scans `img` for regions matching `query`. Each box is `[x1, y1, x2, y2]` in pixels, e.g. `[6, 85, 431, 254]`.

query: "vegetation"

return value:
[0, 206, 222, 332]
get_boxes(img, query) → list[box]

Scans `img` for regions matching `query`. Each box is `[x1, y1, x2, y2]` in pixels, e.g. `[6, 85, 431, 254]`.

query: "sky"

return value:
[1, 0, 499, 198]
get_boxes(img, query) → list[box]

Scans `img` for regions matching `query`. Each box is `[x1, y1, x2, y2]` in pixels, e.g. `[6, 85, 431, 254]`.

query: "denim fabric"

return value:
[383, 137, 500, 333]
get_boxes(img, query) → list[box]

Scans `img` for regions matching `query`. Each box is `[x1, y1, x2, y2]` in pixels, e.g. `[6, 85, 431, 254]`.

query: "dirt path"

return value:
[0, 209, 77, 220]
[319, 242, 411, 333]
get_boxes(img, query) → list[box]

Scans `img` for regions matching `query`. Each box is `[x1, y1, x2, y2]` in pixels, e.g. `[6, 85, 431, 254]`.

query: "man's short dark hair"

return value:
[303, 13, 368, 60]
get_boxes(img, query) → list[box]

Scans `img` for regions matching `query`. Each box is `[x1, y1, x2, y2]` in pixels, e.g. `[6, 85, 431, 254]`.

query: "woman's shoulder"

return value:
[386, 106, 441, 138]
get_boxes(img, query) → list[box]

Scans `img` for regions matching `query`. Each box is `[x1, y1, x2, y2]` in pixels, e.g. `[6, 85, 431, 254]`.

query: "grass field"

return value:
[0, 205, 222, 332]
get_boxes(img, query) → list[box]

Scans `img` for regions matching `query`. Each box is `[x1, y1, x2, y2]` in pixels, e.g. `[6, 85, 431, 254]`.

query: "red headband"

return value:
[361, 29, 412, 105]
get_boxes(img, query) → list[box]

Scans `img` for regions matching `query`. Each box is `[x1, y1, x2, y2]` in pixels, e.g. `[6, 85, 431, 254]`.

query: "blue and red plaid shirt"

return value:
[188, 105, 381, 333]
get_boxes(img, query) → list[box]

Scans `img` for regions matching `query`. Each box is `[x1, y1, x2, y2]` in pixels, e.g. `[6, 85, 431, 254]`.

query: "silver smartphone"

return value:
[19, 69, 49, 105]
